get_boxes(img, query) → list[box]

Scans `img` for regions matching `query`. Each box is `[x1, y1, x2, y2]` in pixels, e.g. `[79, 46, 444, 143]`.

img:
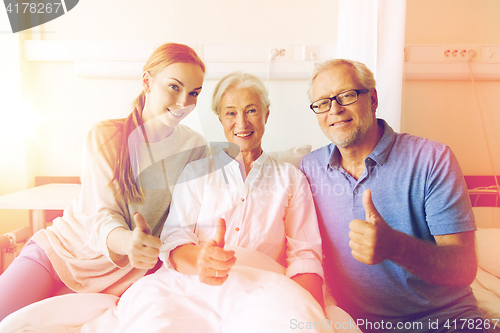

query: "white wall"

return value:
[2, 0, 500, 234]
[43, 0, 339, 44]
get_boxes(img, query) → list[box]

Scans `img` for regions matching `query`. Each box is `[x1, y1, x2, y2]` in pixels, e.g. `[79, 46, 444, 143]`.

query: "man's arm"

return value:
[379, 229, 475, 286]
[349, 189, 477, 287]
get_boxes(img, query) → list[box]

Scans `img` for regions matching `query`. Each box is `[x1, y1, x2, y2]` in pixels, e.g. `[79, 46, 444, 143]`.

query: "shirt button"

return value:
[241, 198, 245, 202]
[235, 227, 240, 232]
[353, 189, 359, 195]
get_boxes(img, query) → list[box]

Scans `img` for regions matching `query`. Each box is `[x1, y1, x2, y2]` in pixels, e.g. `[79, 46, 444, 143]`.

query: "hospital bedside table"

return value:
[0, 183, 82, 234]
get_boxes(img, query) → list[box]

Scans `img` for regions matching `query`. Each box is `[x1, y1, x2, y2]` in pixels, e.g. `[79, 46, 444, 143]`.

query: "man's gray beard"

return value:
[330, 126, 362, 148]
[330, 112, 375, 148]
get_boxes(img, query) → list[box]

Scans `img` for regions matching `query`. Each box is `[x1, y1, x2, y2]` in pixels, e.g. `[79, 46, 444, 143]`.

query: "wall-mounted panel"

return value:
[23, 41, 500, 80]
[404, 44, 500, 80]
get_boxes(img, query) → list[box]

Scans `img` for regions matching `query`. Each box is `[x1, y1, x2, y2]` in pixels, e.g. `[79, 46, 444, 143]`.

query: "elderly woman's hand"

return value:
[195, 218, 237, 286]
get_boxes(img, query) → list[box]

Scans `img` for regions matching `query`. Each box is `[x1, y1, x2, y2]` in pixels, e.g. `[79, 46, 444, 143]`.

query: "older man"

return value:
[300, 59, 486, 333]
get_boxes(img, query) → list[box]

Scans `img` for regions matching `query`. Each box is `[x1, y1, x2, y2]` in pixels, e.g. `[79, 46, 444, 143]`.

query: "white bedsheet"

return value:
[0, 293, 119, 333]
[472, 267, 500, 333]
[0, 246, 360, 333]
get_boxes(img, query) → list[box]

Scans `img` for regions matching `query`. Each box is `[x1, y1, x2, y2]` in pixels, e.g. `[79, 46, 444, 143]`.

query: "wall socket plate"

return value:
[269, 45, 293, 62]
[303, 45, 318, 61]
[442, 45, 479, 62]
[482, 46, 500, 63]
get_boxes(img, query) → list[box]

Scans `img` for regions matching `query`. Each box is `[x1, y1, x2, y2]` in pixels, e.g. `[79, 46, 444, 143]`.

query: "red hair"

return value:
[109, 43, 205, 204]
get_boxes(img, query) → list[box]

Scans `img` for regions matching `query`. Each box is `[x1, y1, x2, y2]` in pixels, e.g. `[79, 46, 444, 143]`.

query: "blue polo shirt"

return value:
[300, 119, 482, 332]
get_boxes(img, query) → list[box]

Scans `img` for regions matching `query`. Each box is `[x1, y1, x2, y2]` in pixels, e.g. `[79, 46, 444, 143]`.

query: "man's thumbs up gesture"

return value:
[348, 189, 397, 265]
[196, 218, 236, 285]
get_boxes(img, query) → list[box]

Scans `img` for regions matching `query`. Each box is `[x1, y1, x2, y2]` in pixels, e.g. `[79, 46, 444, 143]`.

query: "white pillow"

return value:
[267, 145, 312, 168]
[476, 228, 500, 277]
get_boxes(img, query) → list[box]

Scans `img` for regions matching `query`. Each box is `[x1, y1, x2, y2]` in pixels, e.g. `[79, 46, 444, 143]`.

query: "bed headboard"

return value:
[465, 175, 500, 208]
[464, 176, 500, 228]
[465, 176, 500, 229]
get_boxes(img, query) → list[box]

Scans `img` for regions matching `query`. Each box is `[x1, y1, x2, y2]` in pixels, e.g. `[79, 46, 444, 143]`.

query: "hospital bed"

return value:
[470, 206, 500, 333]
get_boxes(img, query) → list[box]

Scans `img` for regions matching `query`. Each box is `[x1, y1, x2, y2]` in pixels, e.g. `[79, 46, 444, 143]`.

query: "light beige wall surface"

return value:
[42, 0, 338, 44]
[403, 0, 500, 175]
[405, 0, 500, 44]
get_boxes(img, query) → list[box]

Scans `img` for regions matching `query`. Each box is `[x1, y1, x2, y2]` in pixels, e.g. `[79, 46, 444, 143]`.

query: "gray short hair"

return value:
[307, 59, 376, 101]
[212, 71, 270, 116]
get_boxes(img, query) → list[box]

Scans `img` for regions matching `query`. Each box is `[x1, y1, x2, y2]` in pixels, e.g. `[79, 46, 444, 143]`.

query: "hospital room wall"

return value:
[402, 0, 500, 175]
[1, 0, 500, 234]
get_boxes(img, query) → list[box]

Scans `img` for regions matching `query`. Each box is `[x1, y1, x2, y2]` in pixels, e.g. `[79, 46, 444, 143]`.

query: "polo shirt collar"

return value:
[367, 119, 396, 166]
[327, 118, 396, 169]
[328, 145, 342, 170]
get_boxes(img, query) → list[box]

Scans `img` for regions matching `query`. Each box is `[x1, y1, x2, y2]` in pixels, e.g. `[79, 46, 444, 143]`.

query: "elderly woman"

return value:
[60, 72, 328, 333]
[161, 71, 324, 303]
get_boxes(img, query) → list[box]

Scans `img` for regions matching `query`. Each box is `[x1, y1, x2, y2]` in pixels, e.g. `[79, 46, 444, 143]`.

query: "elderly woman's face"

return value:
[219, 87, 269, 156]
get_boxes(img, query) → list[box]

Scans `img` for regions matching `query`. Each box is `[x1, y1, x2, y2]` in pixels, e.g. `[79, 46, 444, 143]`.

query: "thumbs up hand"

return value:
[348, 189, 397, 265]
[212, 217, 226, 248]
[128, 212, 161, 269]
[196, 218, 236, 285]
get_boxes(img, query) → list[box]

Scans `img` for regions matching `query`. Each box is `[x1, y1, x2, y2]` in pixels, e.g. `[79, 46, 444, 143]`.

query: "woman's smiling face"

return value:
[142, 62, 204, 127]
[219, 87, 269, 156]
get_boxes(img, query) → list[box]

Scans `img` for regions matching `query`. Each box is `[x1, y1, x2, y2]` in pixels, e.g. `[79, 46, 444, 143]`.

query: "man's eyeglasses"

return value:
[310, 89, 369, 114]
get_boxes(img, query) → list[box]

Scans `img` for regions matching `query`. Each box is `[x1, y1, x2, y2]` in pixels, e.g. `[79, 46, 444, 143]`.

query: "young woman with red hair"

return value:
[0, 43, 208, 321]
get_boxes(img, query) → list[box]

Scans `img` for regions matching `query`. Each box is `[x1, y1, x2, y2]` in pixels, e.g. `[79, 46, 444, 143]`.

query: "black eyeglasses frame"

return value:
[309, 89, 370, 114]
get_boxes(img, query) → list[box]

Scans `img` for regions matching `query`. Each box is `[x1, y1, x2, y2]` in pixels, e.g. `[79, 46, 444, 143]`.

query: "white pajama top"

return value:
[159, 150, 324, 279]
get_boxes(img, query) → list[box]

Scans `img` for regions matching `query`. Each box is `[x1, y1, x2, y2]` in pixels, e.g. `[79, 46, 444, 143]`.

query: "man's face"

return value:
[311, 65, 378, 149]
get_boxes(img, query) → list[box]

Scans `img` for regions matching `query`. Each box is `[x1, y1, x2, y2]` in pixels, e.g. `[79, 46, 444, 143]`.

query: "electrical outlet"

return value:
[269, 45, 292, 62]
[303, 45, 318, 61]
[482, 46, 500, 63]
[442, 45, 479, 62]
